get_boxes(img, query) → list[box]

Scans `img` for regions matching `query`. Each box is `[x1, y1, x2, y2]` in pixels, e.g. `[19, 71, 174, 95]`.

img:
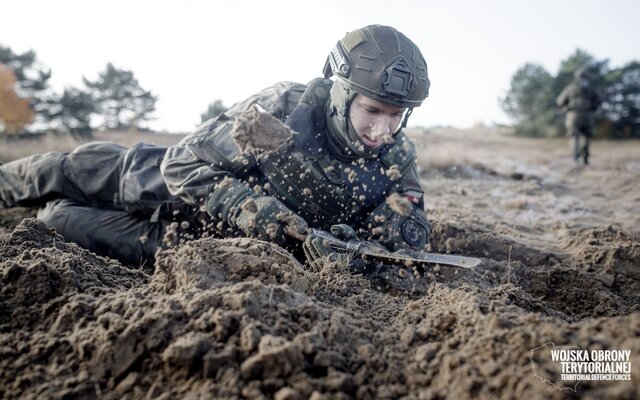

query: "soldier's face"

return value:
[349, 95, 406, 149]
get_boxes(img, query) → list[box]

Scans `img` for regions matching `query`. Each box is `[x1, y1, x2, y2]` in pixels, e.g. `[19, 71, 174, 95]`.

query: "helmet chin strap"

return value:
[401, 108, 413, 129]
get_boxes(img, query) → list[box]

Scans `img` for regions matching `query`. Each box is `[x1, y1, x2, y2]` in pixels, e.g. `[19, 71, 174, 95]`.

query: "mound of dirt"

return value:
[0, 219, 147, 332]
[1, 130, 639, 398]
[1, 216, 638, 399]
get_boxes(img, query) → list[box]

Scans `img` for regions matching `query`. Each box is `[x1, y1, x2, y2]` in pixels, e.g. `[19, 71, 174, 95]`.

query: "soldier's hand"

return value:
[330, 224, 356, 240]
[303, 225, 367, 273]
[206, 177, 308, 245]
[303, 235, 343, 271]
[233, 195, 308, 245]
[363, 194, 430, 252]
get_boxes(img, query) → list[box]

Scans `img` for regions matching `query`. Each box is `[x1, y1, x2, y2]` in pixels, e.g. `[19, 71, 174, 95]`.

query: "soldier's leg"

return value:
[582, 134, 591, 165]
[582, 123, 592, 165]
[565, 115, 580, 162]
[1, 151, 66, 209]
[37, 198, 166, 267]
[0, 142, 126, 209]
[571, 134, 581, 162]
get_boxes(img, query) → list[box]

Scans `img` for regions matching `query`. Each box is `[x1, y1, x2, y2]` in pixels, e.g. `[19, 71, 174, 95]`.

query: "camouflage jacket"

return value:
[160, 81, 425, 229]
[556, 81, 601, 114]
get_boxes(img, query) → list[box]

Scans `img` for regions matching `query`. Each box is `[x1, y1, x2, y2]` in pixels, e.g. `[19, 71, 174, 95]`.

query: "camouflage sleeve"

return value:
[399, 163, 426, 210]
[160, 81, 306, 206]
[389, 132, 426, 210]
[556, 85, 570, 108]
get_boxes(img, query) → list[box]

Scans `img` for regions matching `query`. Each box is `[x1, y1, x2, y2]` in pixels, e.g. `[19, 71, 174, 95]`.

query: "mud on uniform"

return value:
[1, 25, 432, 265]
[0, 81, 428, 264]
[162, 80, 429, 251]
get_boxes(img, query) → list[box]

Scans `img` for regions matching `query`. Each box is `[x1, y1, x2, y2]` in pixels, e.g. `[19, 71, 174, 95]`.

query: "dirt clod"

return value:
[1, 129, 639, 398]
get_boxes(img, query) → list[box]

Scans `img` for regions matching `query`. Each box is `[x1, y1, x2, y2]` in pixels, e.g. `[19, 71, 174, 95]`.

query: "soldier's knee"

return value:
[37, 198, 77, 231]
[66, 142, 127, 171]
[70, 141, 127, 155]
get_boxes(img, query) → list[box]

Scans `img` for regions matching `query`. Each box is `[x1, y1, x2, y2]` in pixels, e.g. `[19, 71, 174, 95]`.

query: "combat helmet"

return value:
[574, 66, 590, 80]
[323, 25, 430, 159]
[573, 66, 596, 89]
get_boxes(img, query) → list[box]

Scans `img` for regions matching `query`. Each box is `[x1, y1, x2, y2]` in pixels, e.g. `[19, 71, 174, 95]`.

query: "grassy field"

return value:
[0, 130, 186, 163]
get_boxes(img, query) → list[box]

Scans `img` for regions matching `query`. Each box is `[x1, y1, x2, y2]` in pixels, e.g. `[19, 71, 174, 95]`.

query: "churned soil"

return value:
[1, 128, 639, 399]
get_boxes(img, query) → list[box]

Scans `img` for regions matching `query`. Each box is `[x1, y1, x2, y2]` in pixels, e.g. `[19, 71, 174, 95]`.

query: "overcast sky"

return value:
[2, 0, 639, 132]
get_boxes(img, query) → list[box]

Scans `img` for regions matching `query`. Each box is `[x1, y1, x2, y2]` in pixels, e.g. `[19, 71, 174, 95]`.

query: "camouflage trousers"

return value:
[565, 111, 593, 164]
[0, 142, 196, 266]
[570, 133, 591, 165]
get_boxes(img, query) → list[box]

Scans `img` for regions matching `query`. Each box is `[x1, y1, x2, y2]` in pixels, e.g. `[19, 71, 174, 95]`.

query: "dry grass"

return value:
[406, 127, 491, 170]
[0, 130, 186, 163]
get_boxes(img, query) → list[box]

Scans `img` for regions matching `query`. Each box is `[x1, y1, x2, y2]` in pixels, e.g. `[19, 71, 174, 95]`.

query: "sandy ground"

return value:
[1, 128, 639, 399]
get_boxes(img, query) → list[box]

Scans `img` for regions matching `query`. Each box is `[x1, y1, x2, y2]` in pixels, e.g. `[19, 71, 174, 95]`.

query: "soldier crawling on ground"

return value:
[0, 25, 431, 268]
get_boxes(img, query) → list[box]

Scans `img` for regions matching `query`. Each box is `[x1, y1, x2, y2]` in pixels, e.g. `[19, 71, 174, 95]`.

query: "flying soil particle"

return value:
[230, 106, 293, 152]
[386, 193, 413, 217]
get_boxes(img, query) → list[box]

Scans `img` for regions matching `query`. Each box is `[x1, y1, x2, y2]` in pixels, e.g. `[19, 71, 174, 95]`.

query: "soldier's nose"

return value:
[381, 116, 396, 134]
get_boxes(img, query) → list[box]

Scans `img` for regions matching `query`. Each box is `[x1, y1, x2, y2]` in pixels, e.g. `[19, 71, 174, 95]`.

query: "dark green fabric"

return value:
[286, 78, 332, 135]
[379, 131, 416, 173]
[302, 235, 345, 270]
[0, 142, 126, 209]
[362, 198, 430, 251]
[0, 142, 193, 266]
[206, 177, 307, 245]
[38, 198, 166, 267]
[205, 177, 255, 223]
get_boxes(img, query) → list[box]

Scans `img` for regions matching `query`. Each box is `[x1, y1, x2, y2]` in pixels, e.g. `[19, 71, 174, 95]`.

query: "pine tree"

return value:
[83, 63, 157, 130]
[200, 99, 229, 123]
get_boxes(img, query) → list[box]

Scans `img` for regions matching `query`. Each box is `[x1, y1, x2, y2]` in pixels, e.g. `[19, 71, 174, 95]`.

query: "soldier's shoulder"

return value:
[394, 131, 417, 153]
[263, 81, 308, 95]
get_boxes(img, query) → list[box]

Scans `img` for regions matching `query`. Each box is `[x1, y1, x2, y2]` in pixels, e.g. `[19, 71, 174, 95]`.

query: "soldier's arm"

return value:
[360, 163, 429, 251]
[161, 129, 232, 206]
[160, 82, 306, 207]
[398, 164, 426, 210]
[556, 86, 570, 109]
[392, 132, 426, 209]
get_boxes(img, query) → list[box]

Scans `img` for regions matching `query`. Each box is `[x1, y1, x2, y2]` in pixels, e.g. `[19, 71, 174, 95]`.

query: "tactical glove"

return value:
[362, 194, 430, 252]
[303, 235, 337, 271]
[206, 177, 308, 244]
[302, 224, 366, 272]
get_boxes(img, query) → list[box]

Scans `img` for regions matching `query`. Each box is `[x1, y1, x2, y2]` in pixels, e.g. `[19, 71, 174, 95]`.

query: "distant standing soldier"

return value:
[556, 68, 601, 165]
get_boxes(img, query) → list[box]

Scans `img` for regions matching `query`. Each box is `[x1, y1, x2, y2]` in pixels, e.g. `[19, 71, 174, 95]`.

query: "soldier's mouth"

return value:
[361, 134, 383, 148]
